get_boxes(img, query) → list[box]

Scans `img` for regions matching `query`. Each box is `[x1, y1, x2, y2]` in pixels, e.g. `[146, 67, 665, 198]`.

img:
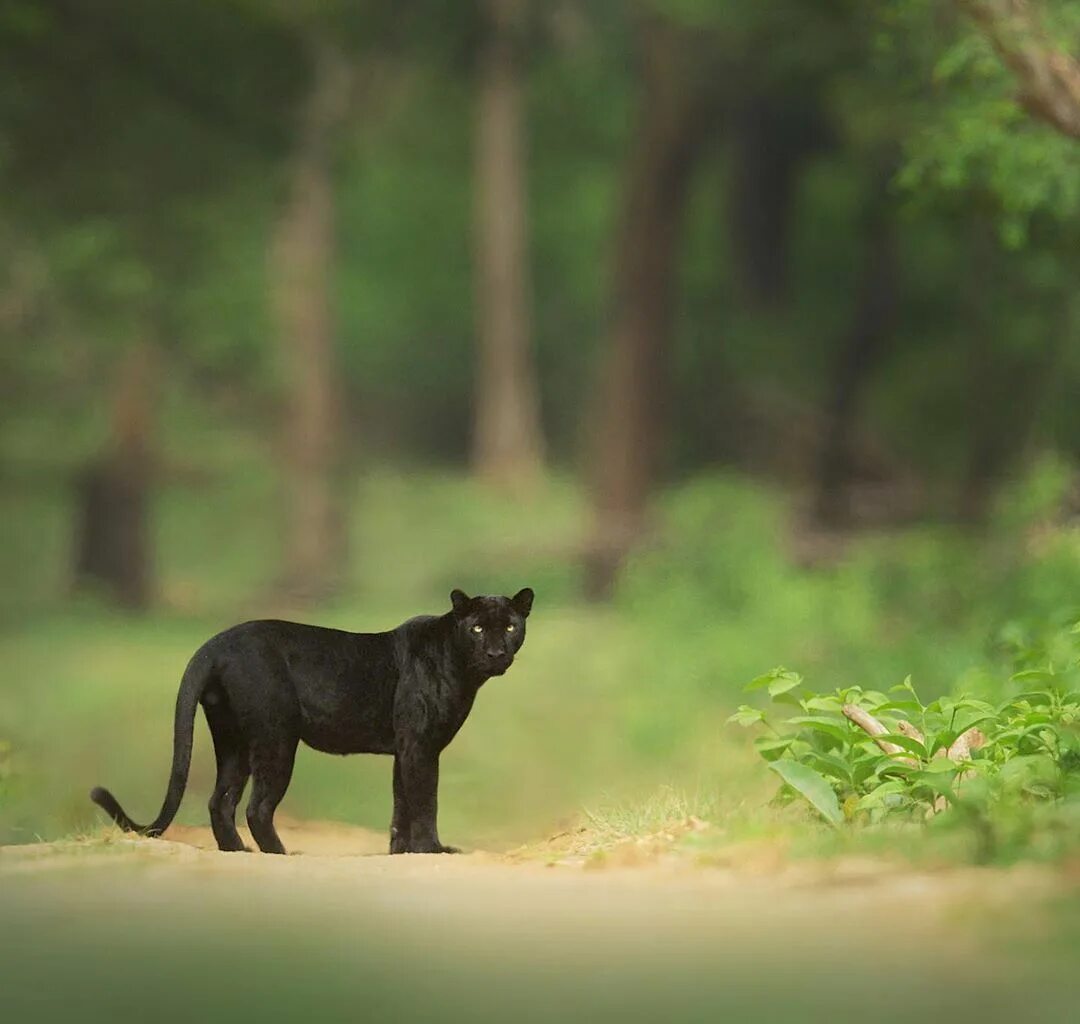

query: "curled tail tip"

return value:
[90, 785, 134, 830]
[90, 784, 164, 836]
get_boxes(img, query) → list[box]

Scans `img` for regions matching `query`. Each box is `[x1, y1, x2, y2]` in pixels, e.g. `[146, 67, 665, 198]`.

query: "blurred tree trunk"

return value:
[957, 218, 999, 524]
[471, 0, 545, 491]
[959, 338, 1062, 526]
[271, 37, 351, 602]
[814, 164, 899, 527]
[73, 338, 156, 609]
[727, 92, 823, 308]
[958, 229, 1067, 524]
[583, 20, 713, 600]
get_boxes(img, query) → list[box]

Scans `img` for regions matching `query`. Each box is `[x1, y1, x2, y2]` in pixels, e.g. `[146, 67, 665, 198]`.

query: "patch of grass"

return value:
[582, 785, 717, 844]
[3, 465, 1080, 866]
[0, 825, 152, 863]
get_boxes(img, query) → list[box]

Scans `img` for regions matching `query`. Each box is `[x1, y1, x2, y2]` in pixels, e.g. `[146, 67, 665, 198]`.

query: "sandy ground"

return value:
[2, 823, 1077, 1023]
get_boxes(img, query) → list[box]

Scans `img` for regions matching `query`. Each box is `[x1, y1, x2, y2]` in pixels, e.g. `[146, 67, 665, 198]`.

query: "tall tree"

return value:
[583, 15, 716, 599]
[73, 338, 158, 608]
[471, 0, 546, 490]
[957, 224, 1072, 523]
[727, 90, 826, 309]
[814, 160, 900, 527]
[272, 35, 353, 601]
[955, 0, 1080, 139]
[0, 0, 300, 608]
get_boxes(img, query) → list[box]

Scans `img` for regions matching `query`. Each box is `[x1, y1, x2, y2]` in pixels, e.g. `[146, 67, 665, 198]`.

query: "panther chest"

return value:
[401, 685, 478, 751]
[432, 703, 474, 748]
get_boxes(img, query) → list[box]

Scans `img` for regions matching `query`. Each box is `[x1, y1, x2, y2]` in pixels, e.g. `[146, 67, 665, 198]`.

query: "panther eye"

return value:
[471, 624, 483, 634]
[506, 624, 516, 633]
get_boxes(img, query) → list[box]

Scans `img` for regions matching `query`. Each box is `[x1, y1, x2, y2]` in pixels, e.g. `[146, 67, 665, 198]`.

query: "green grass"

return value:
[2, 459, 1080, 858]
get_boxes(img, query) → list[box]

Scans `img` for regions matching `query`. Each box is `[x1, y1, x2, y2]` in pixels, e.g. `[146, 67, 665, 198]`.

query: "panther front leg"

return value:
[389, 756, 410, 854]
[393, 747, 459, 854]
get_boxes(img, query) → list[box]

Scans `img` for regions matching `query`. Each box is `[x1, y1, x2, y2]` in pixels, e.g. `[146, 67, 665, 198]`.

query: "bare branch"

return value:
[947, 727, 987, 760]
[956, 0, 1080, 139]
[894, 719, 926, 744]
[843, 709, 990, 815]
[841, 704, 916, 764]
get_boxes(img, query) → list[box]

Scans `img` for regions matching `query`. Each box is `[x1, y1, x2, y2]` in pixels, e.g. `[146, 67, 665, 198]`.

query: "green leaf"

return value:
[767, 760, 844, 827]
[876, 733, 928, 758]
[875, 700, 923, 717]
[786, 716, 852, 743]
[805, 751, 855, 784]
[998, 754, 1058, 795]
[1008, 691, 1056, 707]
[889, 676, 923, 708]
[1012, 723, 1061, 753]
[753, 737, 793, 762]
[747, 667, 797, 692]
[941, 710, 995, 745]
[768, 672, 804, 697]
[952, 698, 996, 713]
[875, 759, 919, 778]
[804, 696, 843, 713]
[855, 780, 908, 810]
[771, 690, 803, 708]
[1011, 670, 1056, 684]
[853, 755, 888, 786]
[726, 705, 764, 728]
[910, 772, 959, 805]
[920, 757, 960, 773]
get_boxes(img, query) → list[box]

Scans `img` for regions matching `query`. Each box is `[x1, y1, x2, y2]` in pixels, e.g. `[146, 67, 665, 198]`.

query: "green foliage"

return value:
[2, 465, 1080, 858]
[882, 0, 1080, 242]
[4, 0, 1080, 476]
[616, 471, 1080, 730]
[0, 739, 13, 809]
[767, 758, 844, 827]
[731, 620, 1080, 858]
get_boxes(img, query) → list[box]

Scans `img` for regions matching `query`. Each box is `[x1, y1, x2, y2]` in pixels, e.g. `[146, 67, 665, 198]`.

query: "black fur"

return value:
[90, 587, 534, 855]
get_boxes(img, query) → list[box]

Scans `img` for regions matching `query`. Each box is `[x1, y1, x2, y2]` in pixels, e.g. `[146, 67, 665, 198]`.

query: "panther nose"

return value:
[485, 649, 503, 660]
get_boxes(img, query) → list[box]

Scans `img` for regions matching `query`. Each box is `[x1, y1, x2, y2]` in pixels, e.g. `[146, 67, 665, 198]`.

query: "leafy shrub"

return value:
[609, 471, 1080, 768]
[730, 621, 1080, 859]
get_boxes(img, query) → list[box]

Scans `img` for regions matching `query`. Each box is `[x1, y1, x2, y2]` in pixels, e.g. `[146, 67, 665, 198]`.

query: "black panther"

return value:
[90, 588, 533, 855]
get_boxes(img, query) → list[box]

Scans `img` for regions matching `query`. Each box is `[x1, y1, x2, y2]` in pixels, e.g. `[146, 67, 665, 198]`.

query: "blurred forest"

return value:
[2, 0, 1080, 843]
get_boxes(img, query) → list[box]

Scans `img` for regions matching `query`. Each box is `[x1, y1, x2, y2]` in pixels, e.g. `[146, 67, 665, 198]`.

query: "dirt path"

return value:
[2, 825, 1077, 1024]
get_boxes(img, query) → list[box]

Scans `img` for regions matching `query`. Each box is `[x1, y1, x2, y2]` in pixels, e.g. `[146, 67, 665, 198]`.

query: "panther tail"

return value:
[90, 653, 213, 838]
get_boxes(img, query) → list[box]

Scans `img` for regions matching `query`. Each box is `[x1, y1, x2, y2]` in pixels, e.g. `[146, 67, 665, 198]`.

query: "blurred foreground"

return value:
[2, 829, 1078, 1024]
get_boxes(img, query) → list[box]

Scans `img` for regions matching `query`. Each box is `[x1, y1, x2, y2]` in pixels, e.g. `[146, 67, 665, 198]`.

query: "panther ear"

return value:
[450, 589, 471, 615]
[511, 587, 534, 617]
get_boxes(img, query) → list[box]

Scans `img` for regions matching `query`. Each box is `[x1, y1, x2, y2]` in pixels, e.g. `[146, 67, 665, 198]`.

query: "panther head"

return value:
[449, 587, 533, 677]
